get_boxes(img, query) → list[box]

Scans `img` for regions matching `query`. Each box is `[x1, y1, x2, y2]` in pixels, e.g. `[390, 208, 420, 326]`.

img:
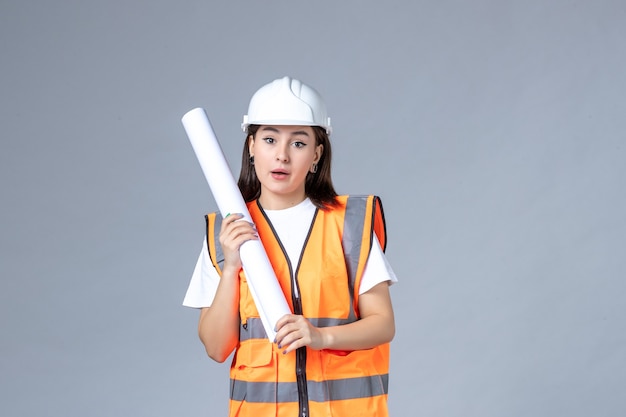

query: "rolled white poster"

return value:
[181, 107, 291, 341]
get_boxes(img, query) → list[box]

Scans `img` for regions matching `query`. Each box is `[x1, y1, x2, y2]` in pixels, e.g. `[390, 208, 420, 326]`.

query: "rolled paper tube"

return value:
[181, 108, 291, 341]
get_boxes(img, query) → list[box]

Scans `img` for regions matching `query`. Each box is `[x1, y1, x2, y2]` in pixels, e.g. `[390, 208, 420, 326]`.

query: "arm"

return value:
[197, 214, 258, 362]
[197, 265, 240, 362]
[274, 281, 395, 354]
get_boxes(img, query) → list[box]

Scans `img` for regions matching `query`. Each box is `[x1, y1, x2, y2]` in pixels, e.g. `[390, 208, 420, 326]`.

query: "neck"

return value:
[259, 193, 307, 210]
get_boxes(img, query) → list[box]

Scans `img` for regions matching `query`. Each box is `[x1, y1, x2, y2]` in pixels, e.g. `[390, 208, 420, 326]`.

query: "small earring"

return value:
[249, 156, 255, 165]
[311, 163, 318, 174]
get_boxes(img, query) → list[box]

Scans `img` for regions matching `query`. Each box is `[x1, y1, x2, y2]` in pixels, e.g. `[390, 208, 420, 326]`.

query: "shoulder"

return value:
[335, 195, 384, 214]
[205, 211, 223, 230]
[205, 211, 221, 220]
[323, 195, 385, 227]
[331, 194, 382, 208]
[337, 194, 382, 202]
[339, 195, 387, 251]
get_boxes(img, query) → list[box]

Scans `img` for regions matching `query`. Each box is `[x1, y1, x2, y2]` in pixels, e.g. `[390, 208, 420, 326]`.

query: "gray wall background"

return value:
[1, 1, 624, 416]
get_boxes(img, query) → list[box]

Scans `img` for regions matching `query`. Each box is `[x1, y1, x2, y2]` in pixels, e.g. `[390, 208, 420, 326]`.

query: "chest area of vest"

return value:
[253, 209, 352, 316]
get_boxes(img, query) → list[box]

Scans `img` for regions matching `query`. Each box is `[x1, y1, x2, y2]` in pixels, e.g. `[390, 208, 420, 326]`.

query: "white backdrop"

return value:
[1, 1, 624, 416]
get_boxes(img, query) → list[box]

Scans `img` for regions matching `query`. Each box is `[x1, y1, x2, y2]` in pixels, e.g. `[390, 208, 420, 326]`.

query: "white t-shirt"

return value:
[183, 198, 397, 308]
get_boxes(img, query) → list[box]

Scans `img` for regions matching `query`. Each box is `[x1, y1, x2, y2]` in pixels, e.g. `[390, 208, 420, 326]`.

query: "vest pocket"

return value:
[231, 341, 278, 416]
[238, 339, 273, 368]
[323, 348, 378, 378]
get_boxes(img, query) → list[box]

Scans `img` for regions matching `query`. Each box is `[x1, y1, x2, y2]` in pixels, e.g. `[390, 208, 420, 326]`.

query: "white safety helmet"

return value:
[242, 76, 332, 135]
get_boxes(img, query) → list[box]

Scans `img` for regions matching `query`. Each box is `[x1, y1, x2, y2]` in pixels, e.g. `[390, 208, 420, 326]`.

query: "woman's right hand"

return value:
[200, 213, 256, 362]
[219, 213, 258, 274]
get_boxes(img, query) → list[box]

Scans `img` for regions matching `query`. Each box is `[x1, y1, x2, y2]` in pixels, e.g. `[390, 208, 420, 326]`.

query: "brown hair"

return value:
[237, 125, 339, 209]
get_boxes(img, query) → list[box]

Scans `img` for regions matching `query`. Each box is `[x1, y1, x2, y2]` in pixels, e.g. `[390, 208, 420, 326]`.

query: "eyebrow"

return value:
[259, 126, 311, 137]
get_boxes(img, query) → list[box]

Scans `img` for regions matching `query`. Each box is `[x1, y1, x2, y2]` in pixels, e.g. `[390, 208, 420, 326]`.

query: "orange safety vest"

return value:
[205, 195, 390, 417]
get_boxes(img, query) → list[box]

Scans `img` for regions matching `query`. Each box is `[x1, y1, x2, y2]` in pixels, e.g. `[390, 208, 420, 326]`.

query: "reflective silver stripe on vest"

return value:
[240, 318, 356, 341]
[240, 318, 268, 340]
[231, 374, 388, 403]
[343, 196, 370, 321]
[208, 214, 225, 272]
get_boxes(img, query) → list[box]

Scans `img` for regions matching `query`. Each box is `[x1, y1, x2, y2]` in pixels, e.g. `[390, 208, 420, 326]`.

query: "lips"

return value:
[270, 169, 289, 179]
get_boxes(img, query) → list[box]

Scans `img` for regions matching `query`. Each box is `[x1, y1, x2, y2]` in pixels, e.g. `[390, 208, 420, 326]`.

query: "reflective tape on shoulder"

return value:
[343, 196, 367, 288]
[343, 196, 371, 319]
[207, 213, 225, 272]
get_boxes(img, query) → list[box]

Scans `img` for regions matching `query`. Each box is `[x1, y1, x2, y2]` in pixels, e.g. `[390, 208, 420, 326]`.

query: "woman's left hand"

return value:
[274, 314, 326, 354]
[273, 283, 394, 354]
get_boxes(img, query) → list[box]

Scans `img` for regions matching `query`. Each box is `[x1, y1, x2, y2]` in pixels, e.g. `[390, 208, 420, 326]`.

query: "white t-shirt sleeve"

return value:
[182, 238, 221, 308]
[358, 236, 398, 295]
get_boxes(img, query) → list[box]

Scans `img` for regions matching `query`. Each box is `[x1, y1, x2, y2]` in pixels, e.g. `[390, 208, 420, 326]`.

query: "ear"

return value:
[314, 143, 324, 163]
[247, 135, 255, 156]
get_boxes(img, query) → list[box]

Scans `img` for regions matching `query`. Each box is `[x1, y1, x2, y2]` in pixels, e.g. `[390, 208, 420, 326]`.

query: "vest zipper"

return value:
[257, 201, 318, 417]
[282, 234, 309, 417]
[293, 296, 308, 417]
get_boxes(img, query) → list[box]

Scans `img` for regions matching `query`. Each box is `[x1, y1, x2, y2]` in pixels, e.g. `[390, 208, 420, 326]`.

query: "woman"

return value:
[184, 76, 397, 417]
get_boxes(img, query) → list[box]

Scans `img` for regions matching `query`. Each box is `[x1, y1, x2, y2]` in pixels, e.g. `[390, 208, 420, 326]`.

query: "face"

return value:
[249, 125, 323, 209]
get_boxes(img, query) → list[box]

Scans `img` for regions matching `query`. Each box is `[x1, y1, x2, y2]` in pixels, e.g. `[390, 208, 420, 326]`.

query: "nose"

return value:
[275, 144, 289, 162]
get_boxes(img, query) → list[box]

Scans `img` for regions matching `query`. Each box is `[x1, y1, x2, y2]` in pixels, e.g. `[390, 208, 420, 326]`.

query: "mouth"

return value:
[271, 169, 289, 179]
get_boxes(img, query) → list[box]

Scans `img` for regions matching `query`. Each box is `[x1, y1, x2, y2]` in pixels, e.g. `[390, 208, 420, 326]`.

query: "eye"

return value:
[262, 137, 275, 144]
[292, 141, 306, 149]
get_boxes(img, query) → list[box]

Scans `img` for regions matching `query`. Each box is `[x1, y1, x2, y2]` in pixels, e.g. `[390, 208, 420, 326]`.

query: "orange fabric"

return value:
[205, 213, 222, 276]
[207, 195, 390, 417]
